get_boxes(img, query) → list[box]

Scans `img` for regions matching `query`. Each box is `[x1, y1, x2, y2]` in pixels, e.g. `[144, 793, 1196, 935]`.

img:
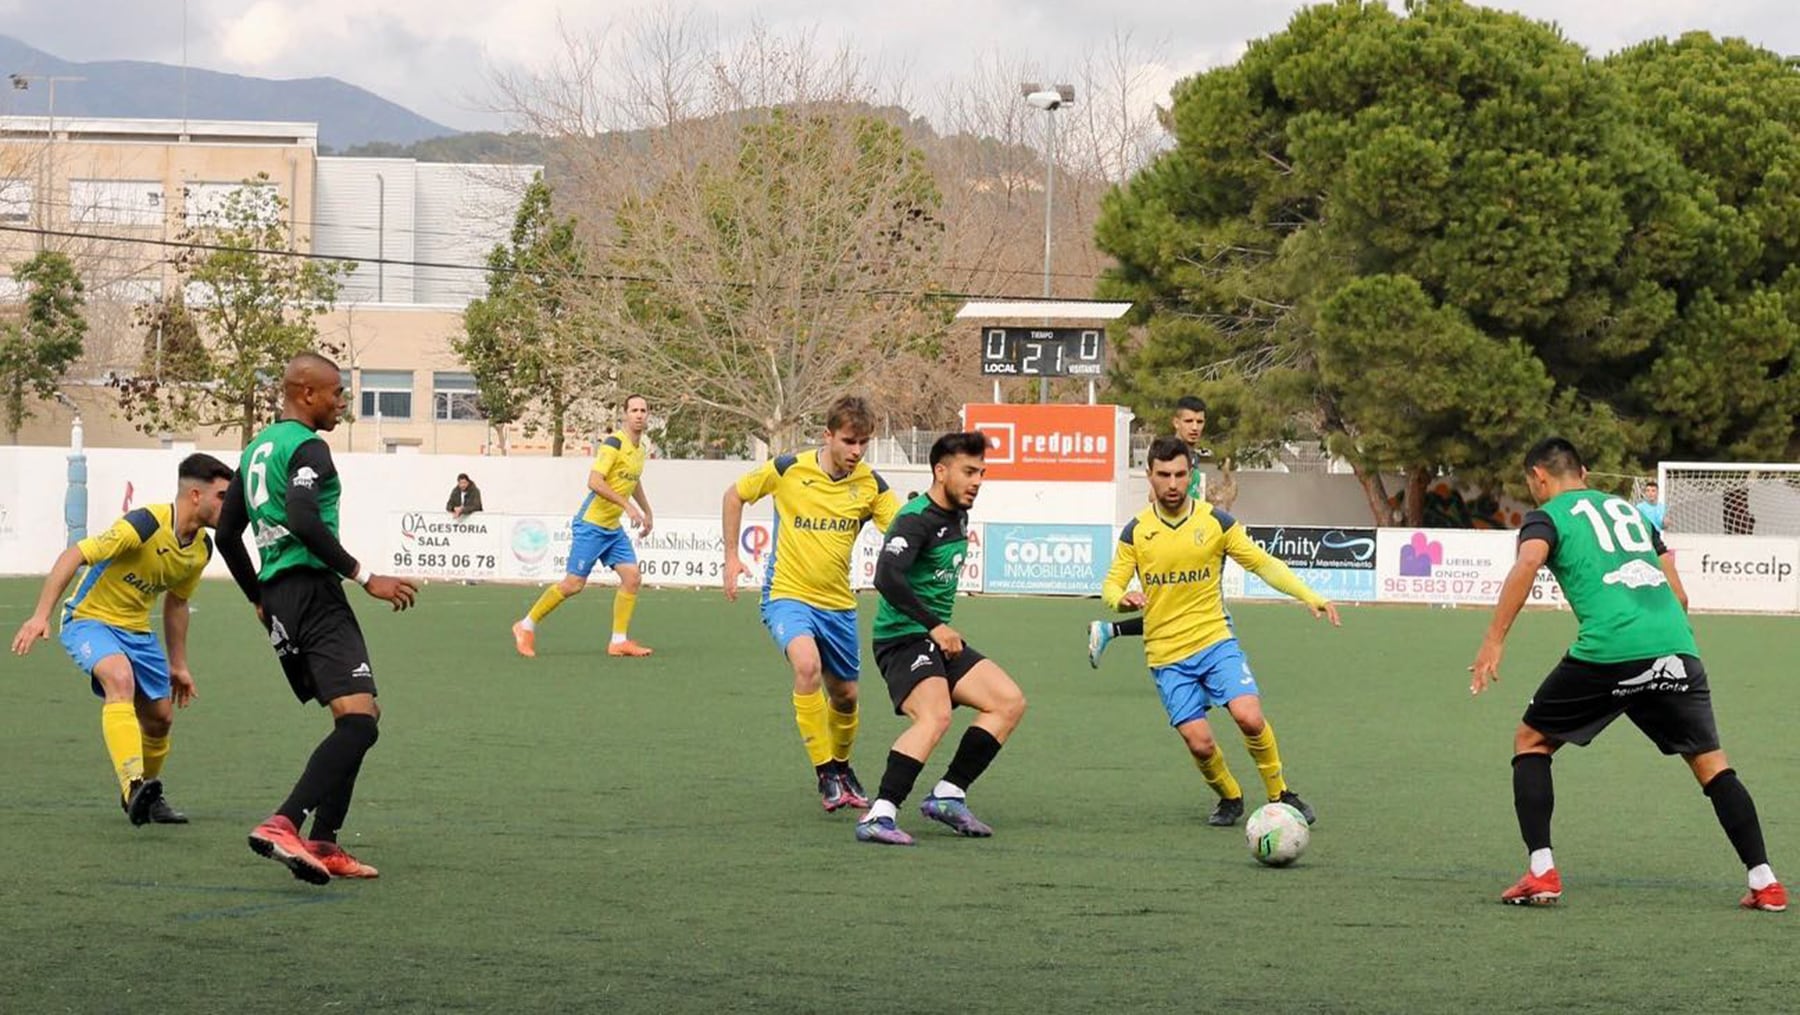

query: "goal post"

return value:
[1657, 462, 1800, 536]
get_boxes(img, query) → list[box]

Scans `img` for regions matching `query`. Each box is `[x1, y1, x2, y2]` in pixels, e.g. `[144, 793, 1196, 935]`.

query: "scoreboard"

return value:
[979, 327, 1106, 378]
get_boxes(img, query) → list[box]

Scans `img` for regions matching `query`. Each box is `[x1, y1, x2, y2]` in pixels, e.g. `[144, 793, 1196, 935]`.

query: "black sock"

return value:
[1704, 769, 1770, 869]
[1113, 617, 1144, 639]
[942, 727, 1004, 793]
[277, 714, 380, 831]
[876, 750, 925, 809]
[309, 720, 378, 843]
[1512, 753, 1554, 852]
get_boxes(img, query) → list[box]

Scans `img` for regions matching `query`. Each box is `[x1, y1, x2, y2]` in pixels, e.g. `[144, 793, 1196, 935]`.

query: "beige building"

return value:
[0, 115, 539, 456]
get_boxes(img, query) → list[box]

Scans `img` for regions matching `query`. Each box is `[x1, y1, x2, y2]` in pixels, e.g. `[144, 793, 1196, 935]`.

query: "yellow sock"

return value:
[611, 591, 638, 640]
[526, 586, 566, 625]
[827, 703, 859, 764]
[1194, 750, 1242, 801]
[793, 689, 833, 768]
[101, 702, 145, 800]
[1243, 723, 1289, 800]
[142, 732, 171, 780]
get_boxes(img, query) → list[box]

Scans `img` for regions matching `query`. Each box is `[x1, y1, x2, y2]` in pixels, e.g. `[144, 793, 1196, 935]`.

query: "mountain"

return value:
[0, 36, 454, 149]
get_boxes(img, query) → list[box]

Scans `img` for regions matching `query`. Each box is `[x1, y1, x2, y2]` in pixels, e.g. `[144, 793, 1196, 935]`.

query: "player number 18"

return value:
[1570, 497, 1654, 554]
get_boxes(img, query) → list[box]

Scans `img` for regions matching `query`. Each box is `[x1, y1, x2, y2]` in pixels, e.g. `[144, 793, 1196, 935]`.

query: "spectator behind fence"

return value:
[1634, 480, 1665, 531]
[1723, 487, 1755, 535]
[447, 474, 483, 518]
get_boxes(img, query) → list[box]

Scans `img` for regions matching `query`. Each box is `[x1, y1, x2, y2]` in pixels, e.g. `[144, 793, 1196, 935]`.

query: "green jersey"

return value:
[1524, 489, 1696, 663]
[1187, 447, 1204, 500]
[239, 419, 344, 582]
[871, 494, 970, 642]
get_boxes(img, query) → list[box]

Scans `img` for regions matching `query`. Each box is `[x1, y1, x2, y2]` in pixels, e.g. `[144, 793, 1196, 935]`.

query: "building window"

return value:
[432, 371, 482, 421]
[359, 370, 413, 420]
[184, 181, 280, 228]
[0, 179, 31, 223]
[70, 179, 165, 226]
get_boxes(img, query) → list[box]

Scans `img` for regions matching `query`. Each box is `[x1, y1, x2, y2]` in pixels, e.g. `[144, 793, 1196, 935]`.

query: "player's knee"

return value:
[138, 713, 172, 737]
[559, 576, 586, 596]
[826, 684, 857, 710]
[790, 659, 824, 690]
[619, 569, 642, 593]
[997, 687, 1027, 725]
[1182, 730, 1218, 757]
[336, 711, 380, 748]
[914, 707, 953, 740]
[1512, 725, 1552, 755]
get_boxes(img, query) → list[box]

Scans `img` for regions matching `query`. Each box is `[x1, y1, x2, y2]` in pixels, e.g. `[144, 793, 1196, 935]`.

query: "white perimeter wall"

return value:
[3, 448, 1796, 614]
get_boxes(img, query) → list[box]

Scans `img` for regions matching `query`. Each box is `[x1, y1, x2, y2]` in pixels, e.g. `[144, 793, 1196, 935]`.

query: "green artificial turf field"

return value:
[3, 580, 1794, 1012]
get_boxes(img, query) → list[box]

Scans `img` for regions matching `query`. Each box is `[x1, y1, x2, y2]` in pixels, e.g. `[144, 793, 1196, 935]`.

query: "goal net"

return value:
[1658, 462, 1800, 536]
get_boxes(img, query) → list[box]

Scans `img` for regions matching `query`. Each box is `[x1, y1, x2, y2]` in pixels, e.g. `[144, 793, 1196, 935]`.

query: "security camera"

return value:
[1024, 90, 1064, 111]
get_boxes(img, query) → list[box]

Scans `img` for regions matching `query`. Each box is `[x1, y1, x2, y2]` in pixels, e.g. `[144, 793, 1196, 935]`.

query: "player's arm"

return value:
[873, 514, 961, 656]
[11, 544, 88, 655]
[869, 472, 901, 533]
[12, 513, 152, 654]
[1221, 514, 1337, 622]
[630, 478, 653, 535]
[216, 470, 264, 608]
[286, 442, 416, 611]
[162, 593, 198, 707]
[162, 536, 207, 706]
[1470, 520, 1554, 695]
[1101, 521, 1143, 611]
[1652, 526, 1689, 612]
[722, 461, 778, 601]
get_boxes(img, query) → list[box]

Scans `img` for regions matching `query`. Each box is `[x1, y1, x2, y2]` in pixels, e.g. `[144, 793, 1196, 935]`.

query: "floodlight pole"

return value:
[9, 73, 86, 250]
[1039, 103, 1057, 403]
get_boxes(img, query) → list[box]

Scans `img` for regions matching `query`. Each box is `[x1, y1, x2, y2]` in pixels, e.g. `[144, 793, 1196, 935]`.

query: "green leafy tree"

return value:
[603, 110, 947, 451]
[1096, 0, 1780, 523]
[112, 176, 351, 444]
[455, 174, 603, 457]
[0, 250, 87, 443]
[1605, 34, 1800, 459]
[135, 292, 209, 383]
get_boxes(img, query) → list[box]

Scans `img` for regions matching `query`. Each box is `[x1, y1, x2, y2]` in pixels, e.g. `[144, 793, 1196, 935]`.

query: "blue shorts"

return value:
[568, 521, 637, 577]
[1150, 638, 1260, 727]
[59, 619, 172, 701]
[761, 600, 860, 680]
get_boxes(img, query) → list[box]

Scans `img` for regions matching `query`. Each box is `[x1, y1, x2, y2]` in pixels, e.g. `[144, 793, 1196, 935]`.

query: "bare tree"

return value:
[487, 12, 1176, 439]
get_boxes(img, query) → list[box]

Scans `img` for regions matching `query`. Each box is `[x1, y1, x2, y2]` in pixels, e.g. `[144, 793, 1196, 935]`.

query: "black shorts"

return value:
[1522, 653, 1718, 756]
[873, 636, 988, 715]
[260, 568, 378, 706]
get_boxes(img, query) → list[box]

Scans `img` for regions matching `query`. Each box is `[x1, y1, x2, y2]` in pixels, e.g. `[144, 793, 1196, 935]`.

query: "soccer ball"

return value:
[1245, 802, 1310, 867]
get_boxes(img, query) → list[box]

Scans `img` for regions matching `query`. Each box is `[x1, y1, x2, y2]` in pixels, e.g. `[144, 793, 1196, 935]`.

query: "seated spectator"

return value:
[447, 473, 483, 518]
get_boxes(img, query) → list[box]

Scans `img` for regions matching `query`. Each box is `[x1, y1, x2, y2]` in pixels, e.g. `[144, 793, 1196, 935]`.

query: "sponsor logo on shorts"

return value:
[1612, 655, 1689, 697]
[267, 618, 297, 657]
[910, 653, 933, 671]
[350, 662, 373, 681]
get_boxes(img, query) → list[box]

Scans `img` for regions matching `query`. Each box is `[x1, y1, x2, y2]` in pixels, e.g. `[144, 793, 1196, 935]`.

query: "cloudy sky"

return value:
[2, 0, 1795, 131]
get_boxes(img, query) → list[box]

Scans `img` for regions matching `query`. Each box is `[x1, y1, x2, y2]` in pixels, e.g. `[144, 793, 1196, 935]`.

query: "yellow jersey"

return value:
[735, 449, 901, 610]
[63, 504, 212, 633]
[576, 430, 647, 528]
[1102, 502, 1325, 667]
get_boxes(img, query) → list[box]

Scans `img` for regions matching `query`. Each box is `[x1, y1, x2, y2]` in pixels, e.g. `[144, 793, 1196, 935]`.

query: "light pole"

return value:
[1023, 83, 1075, 402]
[9, 72, 86, 249]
